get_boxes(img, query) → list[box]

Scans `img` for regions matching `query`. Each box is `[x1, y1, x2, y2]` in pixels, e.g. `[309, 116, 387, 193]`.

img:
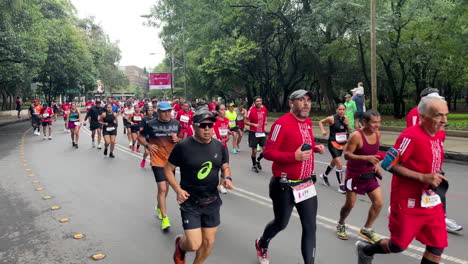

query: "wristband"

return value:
[224, 176, 233, 182]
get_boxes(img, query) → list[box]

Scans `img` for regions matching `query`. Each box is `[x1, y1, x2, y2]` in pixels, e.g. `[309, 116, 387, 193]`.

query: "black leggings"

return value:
[260, 177, 318, 264]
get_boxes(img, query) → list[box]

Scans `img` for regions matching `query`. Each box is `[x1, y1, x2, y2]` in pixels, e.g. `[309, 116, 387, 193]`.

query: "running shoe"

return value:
[219, 185, 228, 194]
[131, 145, 135, 151]
[64, 128, 67, 133]
[319, 174, 330, 186]
[338, 185, 346, 194]
[173, 235, 186, 264]
[446, 218, 463, 232]
[43, 136, 47, 140]
[231, 149, 238, 154]
[92, 141, 95, 147]
[74, 144, 79, 149]
[97, 143, 102, 149]
[48, 136, 52, 140]
[109, 152, 115, 158]
[356, 241, 373, 264]
[161, 216, 171, 230]
[103, 148, 108, 156]
[140, 160, 146, 168]
[136, 148, 141, 153]
[72, 142, 76, 147]
[255, 238, 269, 264]
[252, 166, 259, 173]
[359, 228, 380, 244]
[156, 206, 163, 220]
[129, 142, 132, 148]
[336, 224, 348, 240]
[256, 161, 262, 170]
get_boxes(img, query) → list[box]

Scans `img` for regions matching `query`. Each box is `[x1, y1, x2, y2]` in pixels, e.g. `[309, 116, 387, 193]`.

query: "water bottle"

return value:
[280, 172, 289, 191]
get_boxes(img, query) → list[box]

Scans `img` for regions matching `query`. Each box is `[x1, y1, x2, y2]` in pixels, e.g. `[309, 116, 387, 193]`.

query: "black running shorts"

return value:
[90, 122, 102, 131]
[151, 166, 166, 182]
[248, 131, 267, 148]
[180, 197, 222, 230]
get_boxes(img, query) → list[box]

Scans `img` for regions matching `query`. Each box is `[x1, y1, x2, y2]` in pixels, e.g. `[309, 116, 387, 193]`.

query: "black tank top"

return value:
[328, 114, 348, 144]
[103, 112, 116, 127]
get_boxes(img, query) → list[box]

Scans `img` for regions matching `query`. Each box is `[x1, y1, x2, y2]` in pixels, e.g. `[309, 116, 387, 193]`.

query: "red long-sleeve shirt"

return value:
[264, 112, 318, 180]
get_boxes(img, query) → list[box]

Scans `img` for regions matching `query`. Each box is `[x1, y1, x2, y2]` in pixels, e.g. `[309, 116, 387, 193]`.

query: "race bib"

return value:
[74, 122, 81, 126]
[237, 116, 243, 121]
[124, 110, 132, 115]
[106, 127, 115, 131]
[229, 120, 236, 126]
[219, 128, 229, 136]
[421, 190, 441, 208]
[335, 132, 347, 143]
[292, 181, 317, 203]
[255, 132, 266, 138]
[43, 113, 50, 117]
[180, 115, 189, 123]
[133, 116, 142, 121]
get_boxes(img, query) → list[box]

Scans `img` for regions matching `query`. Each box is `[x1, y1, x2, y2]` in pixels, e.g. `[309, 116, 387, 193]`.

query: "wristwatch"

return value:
[224, 176, 233, 182]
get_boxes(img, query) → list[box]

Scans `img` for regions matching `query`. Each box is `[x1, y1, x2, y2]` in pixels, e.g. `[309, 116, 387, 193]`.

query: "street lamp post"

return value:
[370, 0, 378, 110]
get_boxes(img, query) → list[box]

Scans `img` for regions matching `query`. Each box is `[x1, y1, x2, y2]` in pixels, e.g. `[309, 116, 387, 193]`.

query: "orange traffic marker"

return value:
[73, 234, 85, 239]
[35, 187, 44, 191]
[42, 196, 53, 200]
[50, 206, 61, 210]
[25, 169, 31, 171]
[59, 218, 70, 223]
[28, 174, 34, 177]
[32, 180, 40, 183]
[91, 254, 106, 260]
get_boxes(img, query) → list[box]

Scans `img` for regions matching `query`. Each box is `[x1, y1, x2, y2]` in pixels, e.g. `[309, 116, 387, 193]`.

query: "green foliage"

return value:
[0, 0, 126, 109]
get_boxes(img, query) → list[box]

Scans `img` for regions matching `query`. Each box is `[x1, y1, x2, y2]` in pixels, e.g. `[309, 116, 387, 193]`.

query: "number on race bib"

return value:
[106, 127, 115, 131]
[292, 181, 317, 203]
[219, 129, 229, 136]
[180, 115, 189, 123]
[335, 132, 347, 143]
[421, 190, 442, 208]
[255, 132, 266, 138]
[74, 122, 81, 126]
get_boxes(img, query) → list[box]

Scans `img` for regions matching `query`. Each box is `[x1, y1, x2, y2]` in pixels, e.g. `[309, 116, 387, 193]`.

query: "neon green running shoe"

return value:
[359, 228, 381, 244]
[161, 217, 171, 230]
[155, 206, 163, 220]
[337, 224, 348, 240]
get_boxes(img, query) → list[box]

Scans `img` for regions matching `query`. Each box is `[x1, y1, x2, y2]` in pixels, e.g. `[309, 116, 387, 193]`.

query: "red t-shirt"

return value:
[247, 105, 267, 132]
[208, 103, 217, 112]
[173, 103, 181, 112]
[264, 113, 316, 180]
[390, 125, 445, 214]
[40, 107, 54, 122]
[61, 103, 70, 117]
[406, 107, 419, 127]
[214, 117, 230, 147]
[85, 101, 94, 111]
[176, 110, 194, 130]
[183, 125, 194, 139]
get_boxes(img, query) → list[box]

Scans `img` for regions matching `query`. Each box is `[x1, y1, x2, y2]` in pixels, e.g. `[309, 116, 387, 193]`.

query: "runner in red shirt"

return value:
[246, 96, 268, 173]
[255, 90, 325, 264]
[208, 97, 218, 112]
[405, 88, 462, 233]
[214, 104, 231, 194]
[85, 100, 94, 112]
[61, 101, 71, 133]
[40, 104, 54, 140]
[175, 102, 194, 135]
[357, 97, 449, 264]
[129, 105, 144, 152]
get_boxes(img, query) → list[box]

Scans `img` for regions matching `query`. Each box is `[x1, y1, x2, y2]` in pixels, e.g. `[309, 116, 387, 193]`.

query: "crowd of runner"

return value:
[23, 85, 463, 264]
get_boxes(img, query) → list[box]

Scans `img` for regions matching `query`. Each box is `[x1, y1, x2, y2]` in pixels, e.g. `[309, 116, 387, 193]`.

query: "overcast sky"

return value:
[71, 0, 165, 70]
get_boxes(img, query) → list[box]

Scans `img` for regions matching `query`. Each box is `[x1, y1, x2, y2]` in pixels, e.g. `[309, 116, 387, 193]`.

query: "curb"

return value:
[0, 118, 29, 127]
[314, 137, 468, 162]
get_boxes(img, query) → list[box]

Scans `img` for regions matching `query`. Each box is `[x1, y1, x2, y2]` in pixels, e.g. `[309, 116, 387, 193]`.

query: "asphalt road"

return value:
[0, 119, 467, 264]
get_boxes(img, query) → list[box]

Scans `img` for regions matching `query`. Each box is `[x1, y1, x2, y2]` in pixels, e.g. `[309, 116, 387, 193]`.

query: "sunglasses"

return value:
[195, 122, 214, 129]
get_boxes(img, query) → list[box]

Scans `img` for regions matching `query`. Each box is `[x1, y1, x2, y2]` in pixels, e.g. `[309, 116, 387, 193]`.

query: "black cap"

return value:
[193, 107, 217, 123]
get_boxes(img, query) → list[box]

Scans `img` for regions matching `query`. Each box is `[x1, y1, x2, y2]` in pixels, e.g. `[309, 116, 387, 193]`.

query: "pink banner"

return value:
[149, 73, 172, 90]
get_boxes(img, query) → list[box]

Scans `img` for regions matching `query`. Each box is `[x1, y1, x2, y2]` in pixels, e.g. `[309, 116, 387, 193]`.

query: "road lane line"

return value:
[81, 127, 467, 264]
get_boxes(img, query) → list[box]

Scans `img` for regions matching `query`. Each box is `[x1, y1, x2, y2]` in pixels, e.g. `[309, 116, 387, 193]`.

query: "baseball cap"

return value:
[420, 87, 443, 99]
[158, 101, 172, 111]
[193, 107, 217, 123]
[289, 89, 313, 101]
[229, 103, 235, 107]
[344, 94, 351, 98]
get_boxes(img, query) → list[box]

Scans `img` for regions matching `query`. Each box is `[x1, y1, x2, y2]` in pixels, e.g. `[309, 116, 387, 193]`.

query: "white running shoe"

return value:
[338, 185, 346, 194]
[43, 136, 46, 140]
[97, 143, 102, 149]
[92, 141, 95, 147]
[446, 218, 463, 232]
[219, 185, 228, 194]
[64, 128, 67, 133]
[48, 136, 52, 140]
[319, 174, 330, 186]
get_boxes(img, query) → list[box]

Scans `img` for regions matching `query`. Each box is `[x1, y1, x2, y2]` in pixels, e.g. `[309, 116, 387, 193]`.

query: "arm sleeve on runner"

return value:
[263, 122, 296, 163]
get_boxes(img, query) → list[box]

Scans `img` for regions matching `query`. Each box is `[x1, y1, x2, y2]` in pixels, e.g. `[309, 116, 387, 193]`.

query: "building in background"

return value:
[119, 65, 149, 96]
